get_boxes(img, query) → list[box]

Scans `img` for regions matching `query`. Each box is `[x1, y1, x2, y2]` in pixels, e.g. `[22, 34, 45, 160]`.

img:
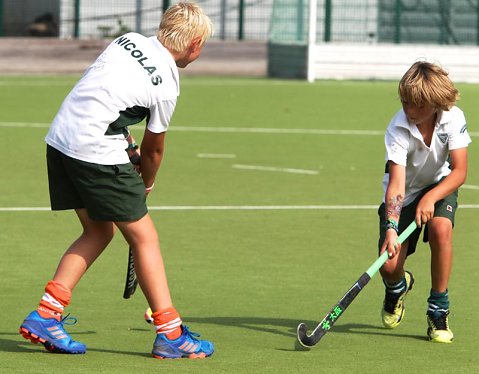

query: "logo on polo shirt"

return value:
[437, 133, 448, 144]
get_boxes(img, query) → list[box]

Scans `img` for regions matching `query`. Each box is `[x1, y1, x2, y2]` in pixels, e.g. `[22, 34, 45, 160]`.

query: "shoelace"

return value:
[60, 313, 78, 326]
[384, 294, 401, 313]
[430, 314, 448, 330]
[182, 325, 201, 343]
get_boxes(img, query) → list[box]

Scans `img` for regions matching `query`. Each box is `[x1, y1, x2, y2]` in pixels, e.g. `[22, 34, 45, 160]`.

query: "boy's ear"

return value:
[190, 36, 203, 51]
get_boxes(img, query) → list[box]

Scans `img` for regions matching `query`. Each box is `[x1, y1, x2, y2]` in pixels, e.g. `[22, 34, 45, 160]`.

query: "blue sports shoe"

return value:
[19, 311, 86, 354]
[152, 325, 214, 359]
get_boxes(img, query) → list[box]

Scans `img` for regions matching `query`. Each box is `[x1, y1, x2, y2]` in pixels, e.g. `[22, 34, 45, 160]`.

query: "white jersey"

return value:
[382, 106, 471, 206]
[45, 32, 179, 165]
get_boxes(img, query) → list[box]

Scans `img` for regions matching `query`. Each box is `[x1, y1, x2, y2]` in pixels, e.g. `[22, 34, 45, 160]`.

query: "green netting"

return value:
[379, 0, 479, 45]
[268, 0, 479, 46]
[268, 0, 309, 43]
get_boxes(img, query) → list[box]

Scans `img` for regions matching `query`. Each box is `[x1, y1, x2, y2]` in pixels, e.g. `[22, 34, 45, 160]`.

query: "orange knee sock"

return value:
[152, 307, 182, 340]
[37, 280, 71, 321]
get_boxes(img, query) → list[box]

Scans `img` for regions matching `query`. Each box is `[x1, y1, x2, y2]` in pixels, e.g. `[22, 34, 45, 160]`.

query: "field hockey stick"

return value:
[297, 221, 417, 347]
[123, 246, 138, 299]
[122, 150, 141, 299]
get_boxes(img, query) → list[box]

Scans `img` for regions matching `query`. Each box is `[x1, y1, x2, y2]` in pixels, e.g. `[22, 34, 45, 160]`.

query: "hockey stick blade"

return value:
[123, 246, 138, 299]
[297, 221, 417, 347]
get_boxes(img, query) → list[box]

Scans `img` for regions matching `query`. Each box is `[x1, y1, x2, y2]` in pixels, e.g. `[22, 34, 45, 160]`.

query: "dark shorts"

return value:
[47, 145, 148, 222]
[378, 182, 458, 256]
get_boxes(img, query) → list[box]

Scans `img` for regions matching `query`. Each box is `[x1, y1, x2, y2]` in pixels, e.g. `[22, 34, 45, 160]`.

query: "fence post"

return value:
[74, 0, 80, 38]
[394, 0, 401, 43]
[163, 0, 170, 13]
[307, 0, 318, 82]
[136, 0, 143, 34]
[324, 0, 331, 42]
[0, 0, 4, 37]
[238, 0, 245, 40]
[0, 0, 3, 36]
[220, 0, 226, 39]
[438, 0, 451, 44]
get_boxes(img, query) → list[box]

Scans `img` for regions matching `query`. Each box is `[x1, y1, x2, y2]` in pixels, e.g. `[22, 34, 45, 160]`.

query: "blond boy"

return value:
[19, 2, 215, 359]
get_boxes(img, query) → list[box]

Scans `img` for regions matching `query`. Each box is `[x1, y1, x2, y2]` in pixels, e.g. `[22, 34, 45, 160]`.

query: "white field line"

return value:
[197, 153, 236, 158]
[171, 126, 385, 136]
[0, 122, 50, 128]
[0, 79, 363, 87]
[2, 204, 479, 212]
[232, 164, 318, 175]
[0, 79, 309, 87]
[1, 122, 478, 137]
[462, 184, 479, 190]
[0, 121, 382, 135]
[0, 81, 75, 86]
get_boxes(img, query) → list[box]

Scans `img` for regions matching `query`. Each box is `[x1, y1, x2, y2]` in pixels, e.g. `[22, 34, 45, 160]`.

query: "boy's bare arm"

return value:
[140, 129, 166, 192]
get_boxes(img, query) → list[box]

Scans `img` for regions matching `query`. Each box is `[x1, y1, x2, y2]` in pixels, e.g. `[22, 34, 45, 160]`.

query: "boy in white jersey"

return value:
[19, 2, 215, 359]
[378, 61, 471, 343]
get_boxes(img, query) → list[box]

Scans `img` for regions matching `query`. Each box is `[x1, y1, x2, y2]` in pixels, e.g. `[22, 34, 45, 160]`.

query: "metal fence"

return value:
[0, 0, 273, 40]
[1, 0, 479, 45]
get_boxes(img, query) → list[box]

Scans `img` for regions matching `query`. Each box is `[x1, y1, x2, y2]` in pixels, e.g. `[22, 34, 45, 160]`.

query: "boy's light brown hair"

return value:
[157, 2, 213, 53]
[399, 61, 459, 111]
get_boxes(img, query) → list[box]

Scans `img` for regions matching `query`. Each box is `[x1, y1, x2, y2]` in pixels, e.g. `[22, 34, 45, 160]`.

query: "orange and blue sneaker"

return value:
[152, 325, 214, 359]
[19, 311, 86, 354]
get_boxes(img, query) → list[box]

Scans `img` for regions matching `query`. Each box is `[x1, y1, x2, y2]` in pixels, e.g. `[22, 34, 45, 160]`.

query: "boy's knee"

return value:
[428, 219, 452, 244]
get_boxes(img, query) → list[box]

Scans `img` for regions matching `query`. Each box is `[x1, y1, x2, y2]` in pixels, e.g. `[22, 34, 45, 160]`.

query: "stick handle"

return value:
[366, 221, 417, 277]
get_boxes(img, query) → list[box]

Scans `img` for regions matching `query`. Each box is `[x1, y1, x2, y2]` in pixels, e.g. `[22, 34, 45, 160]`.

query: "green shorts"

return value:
[47, 145, 148, 222]
[378, 182, 458, 257]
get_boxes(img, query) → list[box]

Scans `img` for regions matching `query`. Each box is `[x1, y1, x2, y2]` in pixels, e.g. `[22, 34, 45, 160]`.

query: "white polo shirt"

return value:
[382, 106, 471, 205]
[45, 32, 179, 165]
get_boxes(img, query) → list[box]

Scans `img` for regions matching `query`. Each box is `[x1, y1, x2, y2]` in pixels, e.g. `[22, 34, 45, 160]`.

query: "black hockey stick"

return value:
[123, 246, 138, 299]
[297, 221, 417, 347]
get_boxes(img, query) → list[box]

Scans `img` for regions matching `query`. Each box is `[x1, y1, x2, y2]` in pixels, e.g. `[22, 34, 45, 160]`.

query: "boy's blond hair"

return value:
[157, 2, 213, 53]
[399, 61, 459, 111]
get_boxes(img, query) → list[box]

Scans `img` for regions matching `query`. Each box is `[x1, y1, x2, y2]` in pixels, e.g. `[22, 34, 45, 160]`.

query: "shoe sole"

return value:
[19, 326, 85, 354]
[428, 332, 453, 344]
[428, 337, 453, 343]
[152, 352, 212, 359]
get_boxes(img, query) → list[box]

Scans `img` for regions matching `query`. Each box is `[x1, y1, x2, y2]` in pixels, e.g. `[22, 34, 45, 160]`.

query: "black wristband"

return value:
[129, 154, 140, 165]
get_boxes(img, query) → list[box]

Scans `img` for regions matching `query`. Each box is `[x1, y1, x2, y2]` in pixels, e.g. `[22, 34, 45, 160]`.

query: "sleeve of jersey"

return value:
[384, 123, 408, 167]
[146, 99, 177, 133]
[448, 109, 472, 150]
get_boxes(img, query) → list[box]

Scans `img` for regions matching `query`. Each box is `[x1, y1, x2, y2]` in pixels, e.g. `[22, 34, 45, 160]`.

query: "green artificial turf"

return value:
[0, 76, 477, 373]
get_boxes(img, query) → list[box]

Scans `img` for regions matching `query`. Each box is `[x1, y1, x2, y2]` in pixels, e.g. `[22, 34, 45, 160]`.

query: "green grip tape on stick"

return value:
[366, 221, 418, 278]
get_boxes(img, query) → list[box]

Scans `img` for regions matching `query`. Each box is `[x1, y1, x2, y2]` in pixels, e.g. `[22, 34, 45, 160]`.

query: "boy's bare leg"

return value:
[115, 214, 173, 311]
[52, 208, 115, 290]
[18, 209, 113, 354]
[428, 217, 453, 293]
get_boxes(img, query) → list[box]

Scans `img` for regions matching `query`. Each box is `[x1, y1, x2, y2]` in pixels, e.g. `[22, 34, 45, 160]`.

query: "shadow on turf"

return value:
[1, 318, 426, 356]
[0, 330, 152, 358]
[181, 317, 426, 351]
